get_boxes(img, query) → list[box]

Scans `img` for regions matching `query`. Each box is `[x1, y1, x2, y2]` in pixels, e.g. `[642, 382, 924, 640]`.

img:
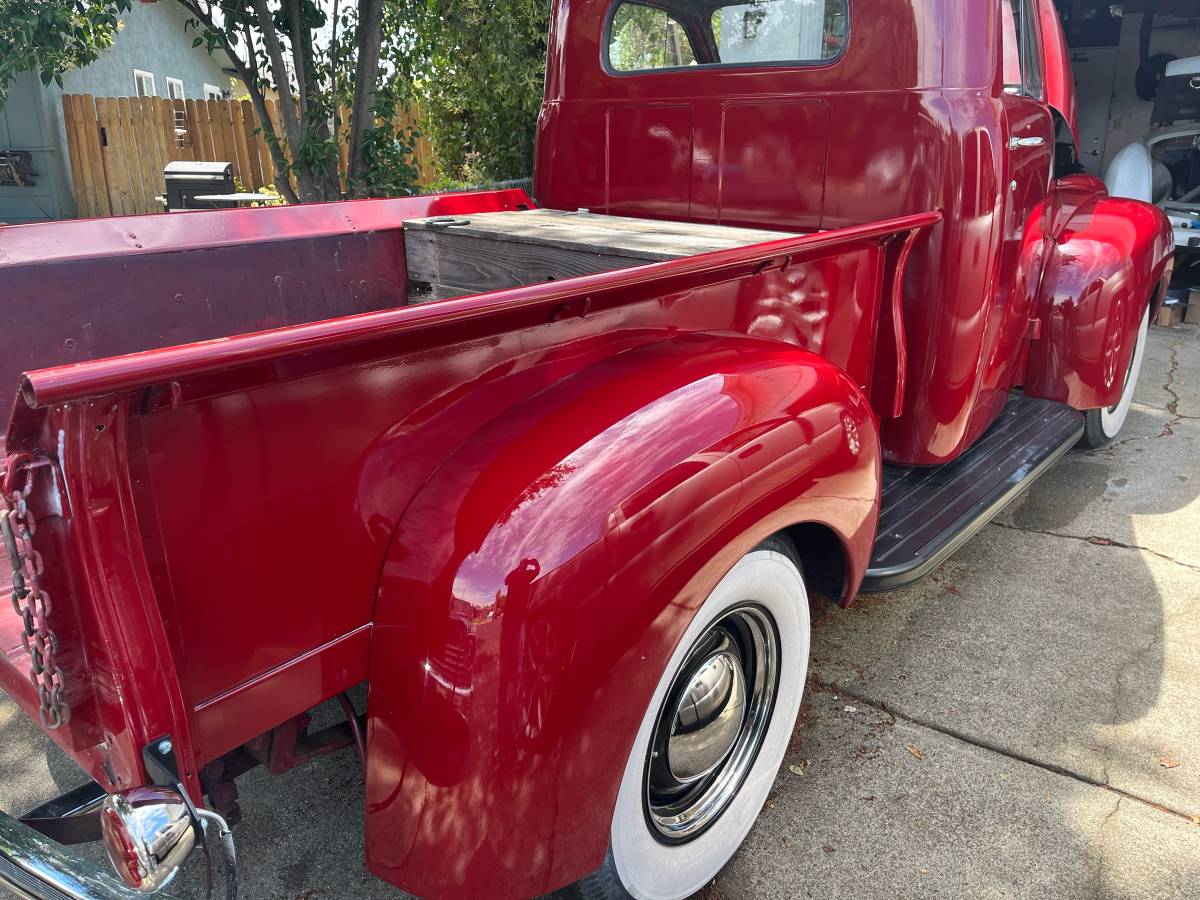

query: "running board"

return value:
[862, 396, 1083, 593]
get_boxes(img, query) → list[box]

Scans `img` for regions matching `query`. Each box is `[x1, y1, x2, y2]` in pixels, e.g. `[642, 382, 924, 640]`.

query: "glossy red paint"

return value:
[534, 0, 1154, 465]
[364, 335, 879, 898]
[1024, 183, 1175, 408]
[3, 206, 932, 803]
[1, 400, 204, 802]
[190, 625, 371, 765]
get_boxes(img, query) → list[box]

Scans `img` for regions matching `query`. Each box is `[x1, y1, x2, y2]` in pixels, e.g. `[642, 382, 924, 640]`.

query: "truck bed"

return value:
[1, 191, 938, 802]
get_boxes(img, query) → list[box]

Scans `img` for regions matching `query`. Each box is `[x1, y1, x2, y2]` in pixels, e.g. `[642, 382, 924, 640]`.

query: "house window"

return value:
[166, 77, 185, 100]
[133, 69, 157, 97]
[203, 83, 224, 100]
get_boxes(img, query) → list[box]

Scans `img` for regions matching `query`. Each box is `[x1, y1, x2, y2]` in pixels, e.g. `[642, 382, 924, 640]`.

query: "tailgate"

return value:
[1, 423, 198, 799]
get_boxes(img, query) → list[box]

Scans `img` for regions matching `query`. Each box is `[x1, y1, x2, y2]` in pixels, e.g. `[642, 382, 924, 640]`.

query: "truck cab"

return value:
[537, 0, 1163, 466]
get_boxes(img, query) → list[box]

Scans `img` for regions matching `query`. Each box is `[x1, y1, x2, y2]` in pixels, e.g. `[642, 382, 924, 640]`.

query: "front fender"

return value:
[363, 333, 879, 898]
[1025, 189, 1174, 409]
[1103, 142, 1153, 203]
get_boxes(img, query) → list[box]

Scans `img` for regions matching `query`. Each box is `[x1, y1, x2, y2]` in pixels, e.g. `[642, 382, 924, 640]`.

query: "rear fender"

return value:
[363, 333, 879, 898]
[1025, 190, 1174, 409]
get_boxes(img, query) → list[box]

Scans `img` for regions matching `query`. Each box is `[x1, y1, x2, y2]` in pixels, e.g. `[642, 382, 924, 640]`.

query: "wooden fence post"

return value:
[240, 101, 265, 190]
[60, 95, 90, 217]
[115, 97, 150, 213]
[63, 95, 112, 217]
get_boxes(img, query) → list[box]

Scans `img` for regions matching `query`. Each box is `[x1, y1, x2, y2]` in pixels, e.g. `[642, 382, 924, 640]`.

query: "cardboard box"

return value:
[1157, 304, 1184, 327]
[1183, 288, 1200, 324]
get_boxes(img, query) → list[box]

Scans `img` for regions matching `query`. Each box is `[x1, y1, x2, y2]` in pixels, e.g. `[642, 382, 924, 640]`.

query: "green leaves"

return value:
[0, 0, 133, 108]
[384, 0, 548, 183]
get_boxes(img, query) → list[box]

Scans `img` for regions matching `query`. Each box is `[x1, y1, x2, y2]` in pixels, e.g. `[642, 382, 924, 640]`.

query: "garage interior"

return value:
[1059, 0, 1200, 322]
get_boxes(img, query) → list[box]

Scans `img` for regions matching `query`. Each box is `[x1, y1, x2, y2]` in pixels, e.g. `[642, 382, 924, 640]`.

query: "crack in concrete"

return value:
[1162, 345, 1183, 437]
[1092, 795, 1123, 893]
[814, 679, 1199, 825]
[1083, 333, 1197, 455]
[1098, 624, 1164, 793]
[991, 521, 1200, 574]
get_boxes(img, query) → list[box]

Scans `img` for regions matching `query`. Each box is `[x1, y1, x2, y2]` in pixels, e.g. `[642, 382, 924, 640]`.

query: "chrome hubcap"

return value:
[645, 605, 779, 843]
[665, 646, 745, 783]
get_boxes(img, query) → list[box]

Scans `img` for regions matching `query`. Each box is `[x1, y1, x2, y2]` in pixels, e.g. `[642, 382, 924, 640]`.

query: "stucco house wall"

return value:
[0, 72, 65, 222]
[58, 0, 233, 102]
[0, 1, 234, 224]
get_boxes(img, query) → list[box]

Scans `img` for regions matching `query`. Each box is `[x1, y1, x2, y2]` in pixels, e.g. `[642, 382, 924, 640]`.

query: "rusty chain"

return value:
[2, 455, 70, 730]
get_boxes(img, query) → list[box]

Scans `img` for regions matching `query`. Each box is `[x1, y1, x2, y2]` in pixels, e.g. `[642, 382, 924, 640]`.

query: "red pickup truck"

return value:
[0, 0, 1173, 898]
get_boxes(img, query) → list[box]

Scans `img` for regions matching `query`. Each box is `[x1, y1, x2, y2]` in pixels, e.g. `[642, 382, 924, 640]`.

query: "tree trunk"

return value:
[250, 0, 320, 200]
[289, 3, 341, 199]
[171, 0, 300, 203]
[347, 0, 383, 191]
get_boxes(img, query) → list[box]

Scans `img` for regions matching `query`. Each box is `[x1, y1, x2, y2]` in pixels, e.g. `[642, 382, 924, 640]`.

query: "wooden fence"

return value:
[62, 94, 438, 218]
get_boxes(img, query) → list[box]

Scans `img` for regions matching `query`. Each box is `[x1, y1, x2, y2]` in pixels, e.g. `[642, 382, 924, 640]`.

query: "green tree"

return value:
[387, 0, 549, 184]
[0, 0, 132, 98]
[0, 0, 421, 202]
[609, 4, 695, 72]
[175, 0, 420, 201]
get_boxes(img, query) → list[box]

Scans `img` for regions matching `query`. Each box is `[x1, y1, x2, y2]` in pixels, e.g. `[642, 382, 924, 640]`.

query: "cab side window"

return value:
[1002, 0, 1044, 99]
[609, 3, 699, 71]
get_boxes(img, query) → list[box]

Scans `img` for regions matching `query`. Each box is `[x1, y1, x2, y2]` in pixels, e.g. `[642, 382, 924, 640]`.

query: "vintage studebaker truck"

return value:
[0, 0, 1172, 897]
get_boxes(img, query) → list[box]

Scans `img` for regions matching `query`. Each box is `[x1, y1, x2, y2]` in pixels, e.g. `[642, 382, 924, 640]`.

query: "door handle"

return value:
[1009, 136, 1046, 149]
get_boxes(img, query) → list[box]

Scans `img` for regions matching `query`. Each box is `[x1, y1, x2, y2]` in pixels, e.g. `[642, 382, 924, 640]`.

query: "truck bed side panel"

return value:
[5, 210, 935, 789]
[129, 240, 889, 762]
[0, 191, 532, 429]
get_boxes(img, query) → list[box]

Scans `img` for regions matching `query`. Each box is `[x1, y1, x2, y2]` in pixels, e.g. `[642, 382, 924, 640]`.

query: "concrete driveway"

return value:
[1, 325, 1197, 899]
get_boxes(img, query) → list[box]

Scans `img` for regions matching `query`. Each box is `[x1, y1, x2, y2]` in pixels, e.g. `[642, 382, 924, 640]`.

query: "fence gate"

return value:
[62, 94, 439, 218]
[62, 93, 280, 217]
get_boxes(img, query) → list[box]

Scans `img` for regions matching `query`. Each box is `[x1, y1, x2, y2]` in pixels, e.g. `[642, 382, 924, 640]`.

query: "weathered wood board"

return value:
[403, 209, 799, 303]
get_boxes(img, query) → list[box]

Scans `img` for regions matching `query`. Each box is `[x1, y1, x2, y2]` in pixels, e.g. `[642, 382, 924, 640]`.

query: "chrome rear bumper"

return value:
[0, 809, 166, 899]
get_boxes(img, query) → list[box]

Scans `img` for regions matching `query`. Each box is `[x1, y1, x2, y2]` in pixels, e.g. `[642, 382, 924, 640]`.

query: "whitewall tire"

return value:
[570, 535, 811, 900]
[1082, 307, 1149, 448]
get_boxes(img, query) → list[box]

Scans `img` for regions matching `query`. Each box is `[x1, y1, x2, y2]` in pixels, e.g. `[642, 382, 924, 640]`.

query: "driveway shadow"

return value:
[747, 324, 1200, 899]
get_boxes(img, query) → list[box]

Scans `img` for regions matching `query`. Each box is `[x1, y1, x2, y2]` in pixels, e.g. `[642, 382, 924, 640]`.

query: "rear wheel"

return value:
[570, 535, 810, 900]
[1081, 308, 1150, 449]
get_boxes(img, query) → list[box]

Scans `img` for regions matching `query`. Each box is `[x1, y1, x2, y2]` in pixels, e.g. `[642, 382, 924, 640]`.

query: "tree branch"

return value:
[330, 0, 340, 183]
[236, 16, 299, 202]
[248, 0, 315, 198]
[171, 0, 299, 203]
[347, 0, 382, 188]
[287, 0, 308, 124]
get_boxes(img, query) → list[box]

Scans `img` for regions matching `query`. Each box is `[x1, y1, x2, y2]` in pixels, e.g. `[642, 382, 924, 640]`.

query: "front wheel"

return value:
[1081, 307, 1150, 449]
[570, 535, 811, 900]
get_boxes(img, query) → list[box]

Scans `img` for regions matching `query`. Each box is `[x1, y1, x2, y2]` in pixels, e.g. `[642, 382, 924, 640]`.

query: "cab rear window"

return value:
[606, 0, 849, 73]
